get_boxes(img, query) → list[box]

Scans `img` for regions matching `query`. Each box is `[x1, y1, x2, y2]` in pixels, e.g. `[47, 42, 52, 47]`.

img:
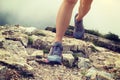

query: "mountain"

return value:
[0, 25, 120, 80]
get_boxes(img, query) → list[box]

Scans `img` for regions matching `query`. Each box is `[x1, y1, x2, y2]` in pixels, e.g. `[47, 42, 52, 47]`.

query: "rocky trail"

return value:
[0, 25, 120, 80]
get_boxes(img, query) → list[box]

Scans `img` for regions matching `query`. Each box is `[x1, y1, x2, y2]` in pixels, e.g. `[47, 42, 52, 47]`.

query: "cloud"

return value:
[0, 0, 61, 28]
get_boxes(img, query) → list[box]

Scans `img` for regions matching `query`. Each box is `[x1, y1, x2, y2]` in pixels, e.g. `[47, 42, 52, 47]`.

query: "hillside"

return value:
[0, 25, 120, 80]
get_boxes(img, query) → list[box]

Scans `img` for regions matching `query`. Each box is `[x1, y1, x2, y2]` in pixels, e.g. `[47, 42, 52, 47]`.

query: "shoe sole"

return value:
[47, 55, 62, 64]
[73, 29, 85, 39]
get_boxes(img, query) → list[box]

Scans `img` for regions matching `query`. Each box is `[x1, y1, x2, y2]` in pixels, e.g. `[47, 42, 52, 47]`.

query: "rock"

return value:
[31, 50, 44, 58]
[86, 67, 98, 79]
[73, 52, 86, 58]
[5, 33, 28, 47]
[89, 52, 120, 69]
[86, 67, 114, 80]
[29, 29, 97, 56]
[0, 49, 26, 66]
[0, 67, 21, 80]
[0, 65, 33, 80]
[32, 39, 45, 49]
[115, 60, 120, 68]
[63, 45, 71, 51]
[45, 27, 56, 32]
[62, 51, 73, 54]
[0, 26, 120, 80]
[25, 27, 37, 33]
[0, 65, 5, 71]
[77, 57, 91, 69]
[62, 53, 74, 67]
[32, 30, 46, 37]
[0, 48, 33, 72]
[2, 40, 28, 57]
[0, 35, 5, 48]
[1, 26, 29, 47]
[97, 71, 114, 80]
[63, 38, 93, 57]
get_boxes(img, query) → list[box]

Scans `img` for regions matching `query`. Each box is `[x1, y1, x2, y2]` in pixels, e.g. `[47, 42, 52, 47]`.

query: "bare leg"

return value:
[54, 0, 78, 42]
[76, 0, 93, 21]
[47, 0, 93, 63]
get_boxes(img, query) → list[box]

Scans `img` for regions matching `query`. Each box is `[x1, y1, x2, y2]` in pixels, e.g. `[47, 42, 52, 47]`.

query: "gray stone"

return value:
[0, 49, 26, 66]
[0, 49, 33, 77]
[89, 52, 120, 69]
[62, 51, 73, 54]
[63, 45, 71, 51]
[62, 53, 74, 67]
[2, 27, 28, 47]
[0, 65, 5, 71]
[3, 40, 28, 57]
[77, 57, 91, 69]
[86, 67, 114, 80]
[97, 71, 114, 80]
[86, 67, 98, 79]
[31, 50, 44, 58]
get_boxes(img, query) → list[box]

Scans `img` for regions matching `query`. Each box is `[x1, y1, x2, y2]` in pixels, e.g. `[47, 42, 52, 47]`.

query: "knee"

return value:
[64, 0, 78, 5]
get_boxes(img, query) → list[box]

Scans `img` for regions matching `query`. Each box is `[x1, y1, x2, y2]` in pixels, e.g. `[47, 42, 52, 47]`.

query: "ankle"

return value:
[75, 14, 83, 22]
[76, 17, 82, 22]
[54, 38, 62, 43]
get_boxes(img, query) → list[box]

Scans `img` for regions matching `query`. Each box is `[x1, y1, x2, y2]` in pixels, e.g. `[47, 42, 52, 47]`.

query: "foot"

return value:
[47, 42, 63, 64]
[73, 14, 85, 39]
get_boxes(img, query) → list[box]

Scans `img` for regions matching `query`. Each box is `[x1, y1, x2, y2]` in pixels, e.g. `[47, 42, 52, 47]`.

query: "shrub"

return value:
[104, 32, 120, 42]
[43, 49, 49, 53]
[45, 27, 56, 32]
[85, 29, 103, 37]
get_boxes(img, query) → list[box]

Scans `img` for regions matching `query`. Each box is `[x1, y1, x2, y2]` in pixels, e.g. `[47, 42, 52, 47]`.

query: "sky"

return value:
[0, 0, 120, 36]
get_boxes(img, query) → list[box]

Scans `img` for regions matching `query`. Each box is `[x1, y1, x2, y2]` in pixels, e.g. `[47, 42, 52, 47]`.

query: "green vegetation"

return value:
[85, 29, 103, 37]
[104, 32, 120, 42]
[45, 26, 120, 42]
[85, 29, 120, 42]
[28, 36, 33, 45]
[43, 49, 49, 54]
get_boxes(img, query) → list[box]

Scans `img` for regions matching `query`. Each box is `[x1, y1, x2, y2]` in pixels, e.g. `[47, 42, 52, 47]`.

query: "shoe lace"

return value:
[51, 45, 63, 56]
[75, 20, 84, 32]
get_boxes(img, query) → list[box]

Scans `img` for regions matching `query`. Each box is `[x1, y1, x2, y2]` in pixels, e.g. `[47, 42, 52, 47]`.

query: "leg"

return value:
[54, 0, 78, 42]
[73, 0, 93, 39]
[76, 0, 93, 21]
[47, 0, 78, 63]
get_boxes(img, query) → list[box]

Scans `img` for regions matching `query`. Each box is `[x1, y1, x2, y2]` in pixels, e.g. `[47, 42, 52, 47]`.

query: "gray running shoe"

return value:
[47, 42, 63, 64]
[73, 14, 85, 39]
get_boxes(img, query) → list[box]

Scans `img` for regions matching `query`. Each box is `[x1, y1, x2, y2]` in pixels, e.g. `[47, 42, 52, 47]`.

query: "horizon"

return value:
[0, 0, 120, 36]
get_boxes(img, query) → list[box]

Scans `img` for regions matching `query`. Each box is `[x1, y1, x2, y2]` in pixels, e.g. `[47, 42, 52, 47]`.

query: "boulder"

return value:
[62, 53, 74, 67]
[89, 52, 120, 69]
[86, 67, 114, 80]
[0, 49, 26, 66]
[31, 50, 44, 58]
[2, 40, 28, 57]
[77, 57, 91, 69]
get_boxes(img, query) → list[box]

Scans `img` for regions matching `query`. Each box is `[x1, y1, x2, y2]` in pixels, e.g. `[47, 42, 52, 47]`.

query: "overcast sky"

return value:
[0, 0, 120, 36]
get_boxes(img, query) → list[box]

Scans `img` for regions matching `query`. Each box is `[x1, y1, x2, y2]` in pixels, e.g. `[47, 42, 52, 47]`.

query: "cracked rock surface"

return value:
[0, 25, 120, 80]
